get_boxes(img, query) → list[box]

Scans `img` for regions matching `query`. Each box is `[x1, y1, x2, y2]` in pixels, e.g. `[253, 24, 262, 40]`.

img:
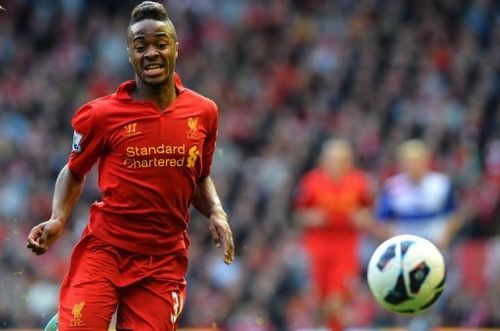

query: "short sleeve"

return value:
[375, 187, 395, 221]
[200, 101, 218, 178]
[67, 104, 106, 176]
[358, 174, 374, 207]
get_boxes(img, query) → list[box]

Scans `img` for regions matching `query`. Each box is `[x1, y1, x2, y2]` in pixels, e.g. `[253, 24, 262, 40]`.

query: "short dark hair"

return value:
[130, 1, 168, 25]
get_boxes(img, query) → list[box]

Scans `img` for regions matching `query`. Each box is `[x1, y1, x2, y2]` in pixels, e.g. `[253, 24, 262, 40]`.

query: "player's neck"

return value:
[135, 76, 176, 111]
[407, 172, 425, 183]
[325, 170, 346, 181]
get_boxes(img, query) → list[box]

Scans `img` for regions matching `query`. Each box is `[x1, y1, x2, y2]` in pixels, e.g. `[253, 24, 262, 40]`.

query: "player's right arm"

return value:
[371, 185, 397, 241]
[27, 103, 106, 255]
[295, 209, 327, 227]
[293, 174, 327, 228]
[27, 165, 85, 254]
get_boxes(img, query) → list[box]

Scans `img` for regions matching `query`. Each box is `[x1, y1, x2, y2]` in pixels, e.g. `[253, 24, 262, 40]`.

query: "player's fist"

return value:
[208, 211, 234, 265]
[27, 219, 64, 255]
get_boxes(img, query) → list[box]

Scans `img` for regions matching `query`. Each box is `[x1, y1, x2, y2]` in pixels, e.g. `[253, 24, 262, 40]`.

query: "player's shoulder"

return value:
[73, 93, 117, 117]
[424, 171, 451, 186]
[425, 170, 449, 180]
[183, 88, 218, 114]
[300, 167, 325, 184]
[350, 168, 370, 182]
[78, 79, 138, 112]
[71, 95, 116, 130]
[72, 81, 136, 124]
[383, 173, 408, 191]
[384, 171, 451, 190]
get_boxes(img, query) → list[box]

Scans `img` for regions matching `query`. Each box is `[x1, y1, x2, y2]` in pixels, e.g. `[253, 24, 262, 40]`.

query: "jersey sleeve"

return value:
[67, 104, 106, 177]
[375, 187, 395, 222]
[358, 174, 374, 207]
[200, 101, 218, 179]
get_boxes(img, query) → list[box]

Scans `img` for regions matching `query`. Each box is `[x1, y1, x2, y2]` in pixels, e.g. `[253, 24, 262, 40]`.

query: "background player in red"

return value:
[26, 2, 234, 330]
[295, 139, 372, 331]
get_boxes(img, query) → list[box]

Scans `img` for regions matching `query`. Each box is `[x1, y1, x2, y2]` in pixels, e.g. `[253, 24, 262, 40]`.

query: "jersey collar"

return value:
[115, 72, 186, 101]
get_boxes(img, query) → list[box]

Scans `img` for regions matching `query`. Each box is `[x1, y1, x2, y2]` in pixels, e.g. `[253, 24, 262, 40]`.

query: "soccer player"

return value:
[374, 139, 464, 248]
[26, 2, 234, 330]
[294, 139, 373, 331]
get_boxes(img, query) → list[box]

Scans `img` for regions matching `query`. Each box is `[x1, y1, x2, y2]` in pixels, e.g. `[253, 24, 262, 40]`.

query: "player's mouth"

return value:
[143, 63, 165, 76]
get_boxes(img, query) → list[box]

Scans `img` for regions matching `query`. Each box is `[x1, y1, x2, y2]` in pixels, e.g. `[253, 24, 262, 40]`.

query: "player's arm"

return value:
[294, 208, 327, 227]
[293, 175, 327, 228]
[352, 207, 373, 230]
[27, 165, 85, 255]
[27, 103, 104, 255]
[370, 218, 396, 242]
[439, 184, 465, 249]
[440, 212, 465, 249]
[370, 187, 397, 241]
[192, 175, 234, 264]
[351, 175, 375, 230]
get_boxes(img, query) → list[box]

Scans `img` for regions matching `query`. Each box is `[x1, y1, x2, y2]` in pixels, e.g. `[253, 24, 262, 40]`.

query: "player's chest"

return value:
[106, 111, 207, 157]
[313, 181, 361, 210]
[391, 183, 447, 212]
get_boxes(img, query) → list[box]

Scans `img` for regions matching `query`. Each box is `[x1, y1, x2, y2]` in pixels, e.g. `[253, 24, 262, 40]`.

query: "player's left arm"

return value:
[440, 182, 466, 249]
[192, 176, 234, 265]
[371, 184, 397, 241]
[352, 173, 375, 230]
[440, 212, 465, 250]
[191, 101, 234, 265]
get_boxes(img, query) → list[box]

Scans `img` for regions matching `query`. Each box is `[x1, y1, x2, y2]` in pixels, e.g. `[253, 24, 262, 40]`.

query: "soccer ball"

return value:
[367, 234, 446, 314]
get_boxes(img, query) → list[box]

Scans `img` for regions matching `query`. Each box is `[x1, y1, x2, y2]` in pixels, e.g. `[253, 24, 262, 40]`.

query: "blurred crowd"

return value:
[0, 0, 499, 329]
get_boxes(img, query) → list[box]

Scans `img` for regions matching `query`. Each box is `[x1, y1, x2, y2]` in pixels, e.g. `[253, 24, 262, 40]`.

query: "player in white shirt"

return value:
[375, 140, 464, 249]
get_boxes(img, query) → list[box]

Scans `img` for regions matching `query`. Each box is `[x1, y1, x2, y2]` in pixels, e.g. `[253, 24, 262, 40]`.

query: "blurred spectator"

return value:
[294, 139, 372, 330]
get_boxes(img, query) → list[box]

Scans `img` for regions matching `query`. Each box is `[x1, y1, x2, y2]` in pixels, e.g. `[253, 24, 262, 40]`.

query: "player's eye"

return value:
[135, 45, 145, 52]
[157, 43, 167, 50]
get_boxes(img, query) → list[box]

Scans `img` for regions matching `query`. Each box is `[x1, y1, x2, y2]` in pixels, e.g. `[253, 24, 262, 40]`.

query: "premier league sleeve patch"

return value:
[72, 131, 83, 153]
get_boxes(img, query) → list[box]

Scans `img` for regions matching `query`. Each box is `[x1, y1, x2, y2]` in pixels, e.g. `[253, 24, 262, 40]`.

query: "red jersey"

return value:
[68, 73, 218, 255]
[295, 168, 371, 247]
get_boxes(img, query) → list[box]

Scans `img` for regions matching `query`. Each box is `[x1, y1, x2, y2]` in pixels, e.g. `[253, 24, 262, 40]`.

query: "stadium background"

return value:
[0, 0, 499, 329]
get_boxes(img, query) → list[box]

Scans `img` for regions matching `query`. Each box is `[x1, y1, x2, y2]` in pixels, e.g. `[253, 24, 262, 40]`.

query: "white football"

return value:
[367, 234, 446, 314]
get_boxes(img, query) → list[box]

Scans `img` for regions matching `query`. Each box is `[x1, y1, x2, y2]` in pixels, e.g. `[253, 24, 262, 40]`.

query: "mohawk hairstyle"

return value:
[130, 1, 169, 25]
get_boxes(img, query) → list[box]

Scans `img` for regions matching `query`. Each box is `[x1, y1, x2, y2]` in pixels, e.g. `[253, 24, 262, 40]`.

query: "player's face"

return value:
[127, 19, 179, 86]
[400, 154, 429, 179]
[322, 146, 353, 176]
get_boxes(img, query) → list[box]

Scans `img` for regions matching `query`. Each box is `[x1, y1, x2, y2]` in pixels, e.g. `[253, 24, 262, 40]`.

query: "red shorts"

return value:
[58, 230, 187, 331]
[305, 241, 359, 302]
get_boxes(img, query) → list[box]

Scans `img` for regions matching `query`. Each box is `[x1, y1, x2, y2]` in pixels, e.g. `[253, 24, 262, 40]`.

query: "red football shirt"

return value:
[68, 73, 218, 255]
[295, 168, 372, 248]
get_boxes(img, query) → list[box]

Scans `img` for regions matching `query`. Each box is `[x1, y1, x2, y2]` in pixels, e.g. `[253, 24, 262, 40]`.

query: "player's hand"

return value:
[207, 211, 234, 265]
[27, 219, 64, 255]
[352, 208, 372, 230]
[296, 209, 326, 228]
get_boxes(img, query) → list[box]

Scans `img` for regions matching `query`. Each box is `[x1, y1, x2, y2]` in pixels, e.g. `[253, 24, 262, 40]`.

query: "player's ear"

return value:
[126, 30, 133, 64]
[175, 41, 179, 59]
[127, 47, 132, 64]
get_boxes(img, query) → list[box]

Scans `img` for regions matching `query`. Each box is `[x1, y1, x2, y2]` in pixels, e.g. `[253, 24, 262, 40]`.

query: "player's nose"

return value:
[144, 45, 159, 59]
